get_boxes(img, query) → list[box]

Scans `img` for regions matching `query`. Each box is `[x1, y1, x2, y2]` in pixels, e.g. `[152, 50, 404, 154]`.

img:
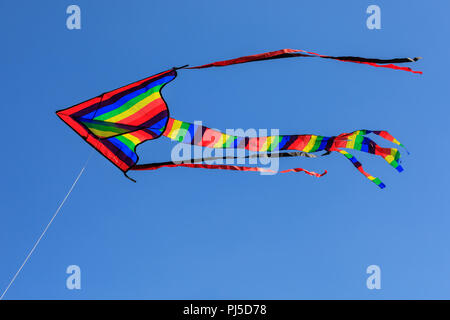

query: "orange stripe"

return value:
[117, 99, 166, 126]
[129, 129, 154, 142]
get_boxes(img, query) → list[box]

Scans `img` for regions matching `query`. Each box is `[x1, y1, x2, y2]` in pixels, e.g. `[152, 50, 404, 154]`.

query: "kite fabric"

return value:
[57, 69, 176, 172]
[56, 48, 421, 188]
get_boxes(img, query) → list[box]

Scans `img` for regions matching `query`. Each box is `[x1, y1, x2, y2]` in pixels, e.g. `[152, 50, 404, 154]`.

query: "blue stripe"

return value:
[80, 75, 175, 120]
[359, 137, 371, 153]
[184, 123, 196, 144]
[149, 128, 163, 136]
[278, 136, 290, 150]
[149, 117, 168, 132]
[348, 155, 358, 164]
[234, 137, 244, 148]
[108, 137, 138, 163]
[317, 137, 329, 151]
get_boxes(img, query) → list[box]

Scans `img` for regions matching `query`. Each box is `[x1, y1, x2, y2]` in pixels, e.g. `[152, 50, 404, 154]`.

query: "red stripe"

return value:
[188, 48, 422, 74]
[247, 137, 260, 151]
[353, 162, 372, 179]
[200, 129, 222, 147]
[376, 130, 396, 142]
[132, 163, 275, 173]
[86, 135, 129, 171]
[374, 145, 393, 158]
[287, 136, 309, 151]
[56, 112, 89, 138]
[56, 69, 174, 118]
[57, 112, 131, 171]
[333, 140, 347, 149]
[162, 118, 175, 136]
[188, 49, 302, 69]
[279, 168, 327, 177]
[336, 59, 422, 74]
[56, 112, 130, 171]
[128, 129, 154, 144]
[117, 98, 166, 126]
[57, 96, 102, 116]
[290, 49, 423, 73]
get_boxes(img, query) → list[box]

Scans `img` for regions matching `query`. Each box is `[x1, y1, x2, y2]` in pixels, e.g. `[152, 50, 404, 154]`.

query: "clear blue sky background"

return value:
[1, 0, 449, 299]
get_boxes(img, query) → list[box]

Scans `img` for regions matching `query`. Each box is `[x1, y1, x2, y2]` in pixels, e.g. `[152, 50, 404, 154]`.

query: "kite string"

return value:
[0, 154, 92, 300]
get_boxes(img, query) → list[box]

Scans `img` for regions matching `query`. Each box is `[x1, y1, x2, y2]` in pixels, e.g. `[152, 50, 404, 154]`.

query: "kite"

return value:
[56, 49, 421, 188]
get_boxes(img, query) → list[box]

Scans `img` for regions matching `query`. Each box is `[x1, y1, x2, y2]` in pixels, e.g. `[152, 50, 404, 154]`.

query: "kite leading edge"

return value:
[56, 48, 420, 188]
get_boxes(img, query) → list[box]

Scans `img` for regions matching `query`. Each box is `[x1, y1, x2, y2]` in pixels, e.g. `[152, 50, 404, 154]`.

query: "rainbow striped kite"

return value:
[57, 49, 421, 188]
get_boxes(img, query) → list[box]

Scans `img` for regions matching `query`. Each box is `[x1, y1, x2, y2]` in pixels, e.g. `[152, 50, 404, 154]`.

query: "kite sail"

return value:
[56, 48, 421, 188]
[57, 69, 176, 173]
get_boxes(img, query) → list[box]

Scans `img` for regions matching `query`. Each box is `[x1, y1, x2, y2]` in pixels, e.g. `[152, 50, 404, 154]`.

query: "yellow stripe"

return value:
[104, 92, 161, 123]
[261, 136, 272, 152]
[346, 134, 356, 150]
[391, 148, 398, 156]
[224, 134, 235, 147]
[269, 136, 280, 151]
[168, 119, 182, 140]
[213, 133, 226, 148]
[385, 155, 395, 164]
[303, 135, 317, 152]
[122, 133, 142, 145]
[89, 128, 122, 138]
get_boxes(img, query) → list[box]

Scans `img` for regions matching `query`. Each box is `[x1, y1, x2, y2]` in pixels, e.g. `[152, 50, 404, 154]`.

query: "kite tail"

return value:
[156, 118, 406, 188]
[187, 48, 422, 74]
[332, 130, 404, 171]
[330, 130, 407, 188]
[132, 162, 327, 177]
[336, 150, 386, 189]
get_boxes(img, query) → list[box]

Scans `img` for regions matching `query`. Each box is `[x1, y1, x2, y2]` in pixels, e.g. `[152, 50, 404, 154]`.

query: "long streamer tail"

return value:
[135, 118, 407, 188]
[187, 48, 422, 74]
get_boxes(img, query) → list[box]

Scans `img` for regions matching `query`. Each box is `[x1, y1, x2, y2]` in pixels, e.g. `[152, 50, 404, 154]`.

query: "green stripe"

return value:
[115, 135, 136, 151]
[81, 121, 129, 135]
[372, 177, 382, 186]
[389, 159, 399, 169]
[221, 134, 229, 148]
[224, 136, 235, 148]
[176, 122, 191, 142]
[310, 136, 323, 152]
[95, 84, 163, 121]
[268, 136, 282, 151]
[353, 135, 364, 151]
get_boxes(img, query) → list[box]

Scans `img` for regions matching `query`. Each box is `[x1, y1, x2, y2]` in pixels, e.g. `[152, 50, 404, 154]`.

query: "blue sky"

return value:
[0, 0, 449, 299]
